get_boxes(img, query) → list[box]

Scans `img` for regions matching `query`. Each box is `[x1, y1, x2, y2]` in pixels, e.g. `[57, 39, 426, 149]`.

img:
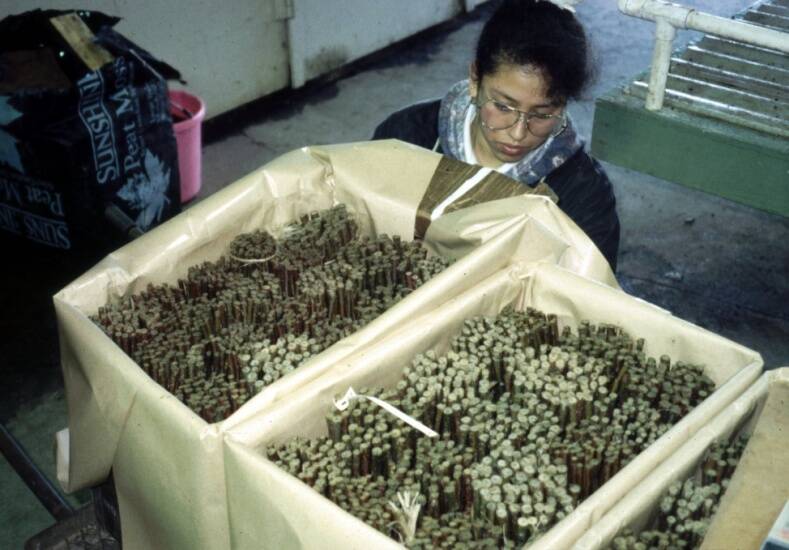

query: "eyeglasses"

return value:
[476, 96, 567, 138]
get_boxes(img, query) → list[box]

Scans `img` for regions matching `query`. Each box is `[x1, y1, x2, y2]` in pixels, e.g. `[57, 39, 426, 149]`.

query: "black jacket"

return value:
[373, 100, 620, 272]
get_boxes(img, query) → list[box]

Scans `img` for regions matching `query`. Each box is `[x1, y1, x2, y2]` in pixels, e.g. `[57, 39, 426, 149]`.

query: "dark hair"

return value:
[474, 0, 592, 103]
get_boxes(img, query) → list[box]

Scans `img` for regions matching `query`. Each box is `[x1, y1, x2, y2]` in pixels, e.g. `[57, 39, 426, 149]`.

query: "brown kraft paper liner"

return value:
[415, 155, 558, 239]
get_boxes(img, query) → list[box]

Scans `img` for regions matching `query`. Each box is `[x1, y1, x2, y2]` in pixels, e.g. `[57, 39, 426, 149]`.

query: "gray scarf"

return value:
[438, 80, 584, 186]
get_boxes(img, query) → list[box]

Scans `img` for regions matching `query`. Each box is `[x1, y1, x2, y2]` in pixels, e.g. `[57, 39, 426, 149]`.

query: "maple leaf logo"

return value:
[117, 148, 171, 230]
[0, 95, 24, 173]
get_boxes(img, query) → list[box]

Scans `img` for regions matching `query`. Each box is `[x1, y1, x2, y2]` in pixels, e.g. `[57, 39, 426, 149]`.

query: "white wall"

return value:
[2, 0, 290, 118]
[287, 0, 463, 87]
[112, 0, 291, 118]
[2, 1, 485, 119]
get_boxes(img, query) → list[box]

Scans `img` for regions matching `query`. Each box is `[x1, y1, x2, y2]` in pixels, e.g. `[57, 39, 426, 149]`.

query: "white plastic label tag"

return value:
[333, 387, 438, 438]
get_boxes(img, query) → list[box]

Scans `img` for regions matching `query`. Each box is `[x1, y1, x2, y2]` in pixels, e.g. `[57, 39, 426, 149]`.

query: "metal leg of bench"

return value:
[0, 421, 74, 521]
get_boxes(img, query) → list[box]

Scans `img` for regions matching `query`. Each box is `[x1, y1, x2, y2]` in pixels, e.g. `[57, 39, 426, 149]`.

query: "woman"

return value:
[373, 0, 620, 271]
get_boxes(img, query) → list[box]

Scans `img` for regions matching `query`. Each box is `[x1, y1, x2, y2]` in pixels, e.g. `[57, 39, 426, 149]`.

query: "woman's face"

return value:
[469, 63, 565, 166]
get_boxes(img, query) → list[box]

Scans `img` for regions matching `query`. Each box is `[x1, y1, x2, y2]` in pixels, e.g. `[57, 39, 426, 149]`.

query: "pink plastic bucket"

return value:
[169, 89, 205, 203]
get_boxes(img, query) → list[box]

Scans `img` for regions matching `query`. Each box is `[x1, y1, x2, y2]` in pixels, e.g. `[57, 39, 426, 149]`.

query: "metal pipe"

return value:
[104, 203, 144, 239]
[647, 18, 677, 110]
[0, 422, 75, 521]
[618, 0, 789, 53]
[687, 12, 789, 53]
[619, 0, 789, 110]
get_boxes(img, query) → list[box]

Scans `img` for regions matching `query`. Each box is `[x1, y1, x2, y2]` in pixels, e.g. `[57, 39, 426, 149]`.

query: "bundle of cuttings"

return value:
[267, 307, 717, 548]
[609, 435, 749, 550]
[92, 205, 451, 422]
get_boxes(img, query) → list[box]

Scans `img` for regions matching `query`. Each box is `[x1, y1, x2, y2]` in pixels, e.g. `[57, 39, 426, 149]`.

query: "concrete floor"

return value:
[2, 1, 787, 547]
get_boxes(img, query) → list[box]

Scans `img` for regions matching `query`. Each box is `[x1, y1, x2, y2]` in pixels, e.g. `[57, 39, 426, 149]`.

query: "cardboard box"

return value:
[54, 140, 615, 549]
[222, 262, 763, 549]
[574, 368, 788, 550]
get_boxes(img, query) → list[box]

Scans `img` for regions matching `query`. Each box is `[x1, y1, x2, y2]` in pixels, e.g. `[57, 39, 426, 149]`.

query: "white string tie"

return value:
[333, 387, 438, 438]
